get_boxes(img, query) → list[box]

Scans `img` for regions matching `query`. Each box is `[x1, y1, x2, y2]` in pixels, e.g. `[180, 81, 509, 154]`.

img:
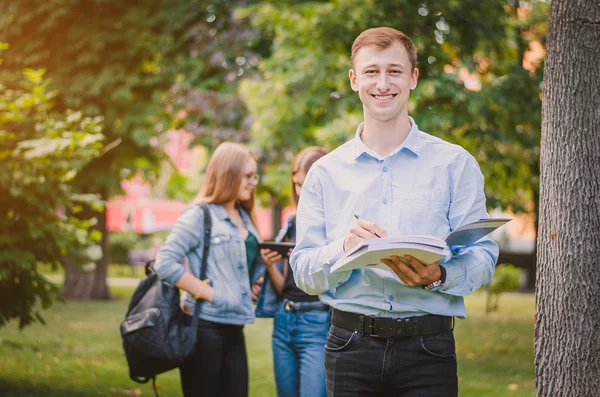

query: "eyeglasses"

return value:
[244, 172, 259, 184]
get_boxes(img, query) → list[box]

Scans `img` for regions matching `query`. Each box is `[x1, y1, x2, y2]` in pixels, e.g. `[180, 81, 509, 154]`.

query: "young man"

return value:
[290, 27, 499, 397]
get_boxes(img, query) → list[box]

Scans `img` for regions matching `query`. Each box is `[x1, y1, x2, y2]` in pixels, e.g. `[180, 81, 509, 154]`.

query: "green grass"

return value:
[38, 263, 147, 279]
[0, 289, 533, 397]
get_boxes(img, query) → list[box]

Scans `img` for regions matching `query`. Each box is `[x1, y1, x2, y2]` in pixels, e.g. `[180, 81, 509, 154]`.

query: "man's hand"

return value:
[380, 255, 442, 286]
[343, 218, 387, 252]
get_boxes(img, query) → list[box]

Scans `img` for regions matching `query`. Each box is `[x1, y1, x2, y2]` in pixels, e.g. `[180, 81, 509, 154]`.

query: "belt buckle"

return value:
[403, 318, 417, 337]
[284, 301, 295, 311]
[369, 318, 397, 338]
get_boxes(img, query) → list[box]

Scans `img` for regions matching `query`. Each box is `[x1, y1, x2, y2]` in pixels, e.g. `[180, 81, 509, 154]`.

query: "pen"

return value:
[353, 213, 382, 238]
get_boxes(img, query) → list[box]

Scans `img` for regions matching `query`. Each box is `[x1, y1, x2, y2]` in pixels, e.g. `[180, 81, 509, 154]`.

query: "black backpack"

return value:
[120, 204, 211, 394]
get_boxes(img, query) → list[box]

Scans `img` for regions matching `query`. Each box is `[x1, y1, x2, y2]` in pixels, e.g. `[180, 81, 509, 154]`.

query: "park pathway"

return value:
[44, 274, 141, 287]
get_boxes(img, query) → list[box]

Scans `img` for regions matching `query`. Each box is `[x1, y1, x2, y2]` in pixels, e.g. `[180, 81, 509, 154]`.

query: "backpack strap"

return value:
[198, 204, 212, 280]
[190, 204, 212, 328]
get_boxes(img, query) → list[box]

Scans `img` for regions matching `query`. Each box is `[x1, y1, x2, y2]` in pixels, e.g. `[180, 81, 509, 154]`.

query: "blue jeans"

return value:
[324, 325, 457, 397]
[272, 300, 331, 397]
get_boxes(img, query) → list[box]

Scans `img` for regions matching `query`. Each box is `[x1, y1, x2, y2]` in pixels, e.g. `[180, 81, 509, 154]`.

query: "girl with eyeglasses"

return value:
[154, 142, 264, 397]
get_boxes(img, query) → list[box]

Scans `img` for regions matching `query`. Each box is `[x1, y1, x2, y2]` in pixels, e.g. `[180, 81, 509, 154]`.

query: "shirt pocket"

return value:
[401, 189, 449, 235]
[207, 233, 234, 263]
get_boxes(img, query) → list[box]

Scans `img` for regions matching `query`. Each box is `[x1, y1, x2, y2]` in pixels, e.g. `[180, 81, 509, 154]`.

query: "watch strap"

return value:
[423, 265, 446, 291]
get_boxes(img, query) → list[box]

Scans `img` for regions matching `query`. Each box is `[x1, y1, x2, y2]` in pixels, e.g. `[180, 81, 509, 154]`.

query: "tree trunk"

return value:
[63, 197, 111, 300]
[90, 206, 111, 299]
[535, 1, 600, 396]
[531, 156, 540, 289]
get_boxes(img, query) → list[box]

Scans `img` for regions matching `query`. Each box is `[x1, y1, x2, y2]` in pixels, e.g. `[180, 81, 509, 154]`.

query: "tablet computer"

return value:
[258, 241, 295, 257]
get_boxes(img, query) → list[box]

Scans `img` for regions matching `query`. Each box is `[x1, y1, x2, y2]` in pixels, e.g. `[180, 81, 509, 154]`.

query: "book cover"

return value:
[444, 218, 511, 246]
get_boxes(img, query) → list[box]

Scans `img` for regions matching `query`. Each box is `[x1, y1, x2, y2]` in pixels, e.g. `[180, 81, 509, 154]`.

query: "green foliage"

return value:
[108, 231, 168, 265]
[0, 63, 104, 328]
[0, 1, 216, 196]
[107, 232, 141, 265]
[486, 264, 524, 313]
[239, 0, 548, 215]
[109, 0, 280, 206]
[161, 0, 272, 202]
[0, 1, 256, 298]
[164, 172, 197, 202]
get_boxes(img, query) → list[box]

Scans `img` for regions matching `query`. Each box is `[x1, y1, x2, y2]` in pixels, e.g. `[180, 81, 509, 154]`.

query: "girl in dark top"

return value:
[259, 146, 329, 397]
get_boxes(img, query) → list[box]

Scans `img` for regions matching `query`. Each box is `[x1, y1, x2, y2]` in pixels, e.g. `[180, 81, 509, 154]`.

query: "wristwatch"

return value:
[422, 265, 446, 291]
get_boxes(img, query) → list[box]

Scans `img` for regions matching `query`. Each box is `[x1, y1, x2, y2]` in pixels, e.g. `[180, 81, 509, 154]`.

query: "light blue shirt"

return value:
[290, 118, 499, 319]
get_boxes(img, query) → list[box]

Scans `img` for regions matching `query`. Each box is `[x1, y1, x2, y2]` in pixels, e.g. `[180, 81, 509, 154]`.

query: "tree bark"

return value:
[63, 259, 95, 299]
[531, 173, 540, 289]
[63, 198, 111, 300]
[535, 1, 600, 396]
[90, 206, 111, 299]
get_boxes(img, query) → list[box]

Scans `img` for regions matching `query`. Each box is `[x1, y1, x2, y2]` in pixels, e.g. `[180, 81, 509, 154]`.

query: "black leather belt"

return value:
[331, 309, 453, 338]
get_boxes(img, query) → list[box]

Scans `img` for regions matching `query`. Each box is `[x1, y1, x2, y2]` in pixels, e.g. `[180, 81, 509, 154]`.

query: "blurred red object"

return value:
[106, 196, 188, 234]
[107, 197, 280, 240]
[107, 173, 290, 240]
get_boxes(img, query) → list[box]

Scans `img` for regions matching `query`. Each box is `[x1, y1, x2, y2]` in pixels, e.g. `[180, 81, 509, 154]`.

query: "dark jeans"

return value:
[180, 318, 248, 397]
[324, 325, 458, 397]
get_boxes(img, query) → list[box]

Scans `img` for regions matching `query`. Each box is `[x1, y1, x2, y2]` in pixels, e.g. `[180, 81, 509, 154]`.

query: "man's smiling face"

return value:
[349, 41, 418, 123]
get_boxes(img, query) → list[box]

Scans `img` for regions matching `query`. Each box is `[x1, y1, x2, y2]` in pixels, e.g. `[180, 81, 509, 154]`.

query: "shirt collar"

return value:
[350, 116, 423, 159]
[211, 204, 230, 221]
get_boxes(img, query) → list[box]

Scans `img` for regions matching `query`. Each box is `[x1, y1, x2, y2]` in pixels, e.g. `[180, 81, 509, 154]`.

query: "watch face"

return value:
[424, 280, 442, 290]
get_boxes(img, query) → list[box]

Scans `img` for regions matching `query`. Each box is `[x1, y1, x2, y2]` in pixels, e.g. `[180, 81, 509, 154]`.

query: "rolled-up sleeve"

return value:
[290, 167, 352, 295]
[440, 153, 499, 296]
[154, 205, 205, 286]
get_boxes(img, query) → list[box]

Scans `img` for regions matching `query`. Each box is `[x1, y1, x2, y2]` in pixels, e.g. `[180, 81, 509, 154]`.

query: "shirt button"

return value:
[382, 198, 388, 204]
[383, 166, 388, 172]
[388, 295, 394, 301]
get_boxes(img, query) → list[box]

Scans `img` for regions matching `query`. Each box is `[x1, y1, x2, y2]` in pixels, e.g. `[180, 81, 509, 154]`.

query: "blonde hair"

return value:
[195, 142, 258, 225]
[291, 146, 329, 206]
[351, 27, 417, 71]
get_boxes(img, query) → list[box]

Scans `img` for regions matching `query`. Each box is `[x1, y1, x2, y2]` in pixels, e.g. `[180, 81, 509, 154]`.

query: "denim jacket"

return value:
[154, 203, 265, 325]
[255, 214, 296, 318]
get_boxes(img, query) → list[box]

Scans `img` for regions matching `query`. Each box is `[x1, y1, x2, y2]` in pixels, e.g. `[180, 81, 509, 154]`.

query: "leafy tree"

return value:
[535, 0, 600, 395]
[162, 0, 273, 203]
[485, 264, 523, 313]
[0, 55, 104, 328]
[239, 0, 547, 216]
[0, 1, 244, 298]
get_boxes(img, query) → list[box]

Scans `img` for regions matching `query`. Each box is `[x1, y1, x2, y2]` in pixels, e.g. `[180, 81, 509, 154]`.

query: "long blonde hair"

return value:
[291, 146, 329, 207]
[195, 142, 258, 225]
